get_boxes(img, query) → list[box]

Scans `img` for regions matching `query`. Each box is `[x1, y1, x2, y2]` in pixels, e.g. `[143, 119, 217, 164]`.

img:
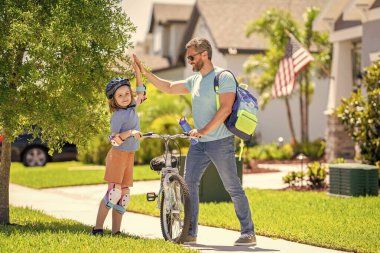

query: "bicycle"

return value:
[142, 132, 191, 244]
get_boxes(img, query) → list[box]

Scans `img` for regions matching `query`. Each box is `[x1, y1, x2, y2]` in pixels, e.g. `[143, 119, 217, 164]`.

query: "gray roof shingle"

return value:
[193, 0, 328, 50]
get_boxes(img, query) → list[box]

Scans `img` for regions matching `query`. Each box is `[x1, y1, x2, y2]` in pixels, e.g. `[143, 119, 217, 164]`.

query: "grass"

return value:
[0, 206, 196, 253]
[10, 162, 160, 189]
[128, 189, 380, 253]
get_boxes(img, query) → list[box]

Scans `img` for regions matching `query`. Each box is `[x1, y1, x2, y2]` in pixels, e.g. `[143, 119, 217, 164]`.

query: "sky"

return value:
[122, 0, 196, 44]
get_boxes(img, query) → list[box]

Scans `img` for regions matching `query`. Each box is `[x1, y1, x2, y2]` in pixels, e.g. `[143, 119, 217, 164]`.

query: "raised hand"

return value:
[132, 57, 141, 77]
[133, 54, 147, 75]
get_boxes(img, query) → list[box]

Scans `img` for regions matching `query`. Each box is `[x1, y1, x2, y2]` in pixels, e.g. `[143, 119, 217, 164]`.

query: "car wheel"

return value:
[22, 147, 48, 167]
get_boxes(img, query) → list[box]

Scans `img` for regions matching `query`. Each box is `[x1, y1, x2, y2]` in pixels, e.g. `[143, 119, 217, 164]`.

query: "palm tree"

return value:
[244, 7, 331, 144]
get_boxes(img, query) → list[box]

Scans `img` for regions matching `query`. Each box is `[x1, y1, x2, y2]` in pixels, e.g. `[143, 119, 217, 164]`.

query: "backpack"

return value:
[214, 70, 259, 158]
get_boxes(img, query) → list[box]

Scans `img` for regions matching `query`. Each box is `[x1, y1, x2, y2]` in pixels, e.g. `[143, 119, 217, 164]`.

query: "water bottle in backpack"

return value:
[179, 116, 198, 145]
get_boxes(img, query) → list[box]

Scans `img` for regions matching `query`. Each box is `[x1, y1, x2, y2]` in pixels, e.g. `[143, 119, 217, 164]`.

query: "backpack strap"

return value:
[214, 70, 239, 109]
[214, 70, 245, 161]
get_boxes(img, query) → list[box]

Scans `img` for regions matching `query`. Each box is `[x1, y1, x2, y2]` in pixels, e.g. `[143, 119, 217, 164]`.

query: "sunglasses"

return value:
[187, 51, 204, 61]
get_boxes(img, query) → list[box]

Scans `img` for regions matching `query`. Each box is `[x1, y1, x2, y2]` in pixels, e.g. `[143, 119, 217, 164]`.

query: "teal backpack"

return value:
[214, 70, 259, 158]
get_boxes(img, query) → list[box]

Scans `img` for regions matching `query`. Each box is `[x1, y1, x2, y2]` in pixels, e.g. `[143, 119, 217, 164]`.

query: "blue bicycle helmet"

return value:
[105, 77, 131, 99]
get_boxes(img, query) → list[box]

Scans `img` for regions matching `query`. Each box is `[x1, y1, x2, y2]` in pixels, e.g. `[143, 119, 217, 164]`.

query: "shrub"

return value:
[247, 143, 293, 160]
[77, 134, 110, 165]
[306, 162, 327, 189]
[329, 157, 346, 164]
[282, 162, 327, 189]
[293, 138, 326, 160]
[282, 171, 305, 187]
[336, 61, 380, 165]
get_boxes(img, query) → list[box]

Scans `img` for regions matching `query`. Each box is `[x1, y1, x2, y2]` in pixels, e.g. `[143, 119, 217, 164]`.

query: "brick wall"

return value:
[325, 115, 355, 161]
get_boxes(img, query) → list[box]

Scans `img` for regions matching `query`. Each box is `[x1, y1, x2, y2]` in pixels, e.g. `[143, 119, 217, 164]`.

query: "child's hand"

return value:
[131, 130, 142, 139]
[113, 134, 124, 145]
[136, 94, 147, 105]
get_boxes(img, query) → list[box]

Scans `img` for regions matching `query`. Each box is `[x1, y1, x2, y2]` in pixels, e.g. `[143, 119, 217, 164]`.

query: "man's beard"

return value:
[193, 60, 204, 72]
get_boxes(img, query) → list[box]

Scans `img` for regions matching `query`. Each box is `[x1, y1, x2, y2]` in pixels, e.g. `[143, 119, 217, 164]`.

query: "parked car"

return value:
[0, 133, 77, 167]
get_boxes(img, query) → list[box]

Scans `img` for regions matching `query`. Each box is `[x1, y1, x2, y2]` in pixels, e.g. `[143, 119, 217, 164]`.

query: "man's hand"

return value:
[189, 129, 205, 138]
[132, 59, 142, 76]
[133, 54, 147, 75]
[133, 54, 189, 95]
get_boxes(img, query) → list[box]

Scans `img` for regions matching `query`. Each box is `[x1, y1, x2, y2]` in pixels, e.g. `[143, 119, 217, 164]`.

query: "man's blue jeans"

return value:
[184, 136, 255, 236]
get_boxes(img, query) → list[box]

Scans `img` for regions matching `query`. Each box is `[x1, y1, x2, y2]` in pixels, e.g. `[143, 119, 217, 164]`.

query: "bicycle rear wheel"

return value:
[160, 174, 190, 243]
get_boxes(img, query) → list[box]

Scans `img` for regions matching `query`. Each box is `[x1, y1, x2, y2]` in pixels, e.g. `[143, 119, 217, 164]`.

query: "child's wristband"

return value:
[136, 85, 146, 93]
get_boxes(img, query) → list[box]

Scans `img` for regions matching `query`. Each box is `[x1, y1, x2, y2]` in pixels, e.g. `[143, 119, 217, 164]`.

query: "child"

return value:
[91, 58, 146, 236]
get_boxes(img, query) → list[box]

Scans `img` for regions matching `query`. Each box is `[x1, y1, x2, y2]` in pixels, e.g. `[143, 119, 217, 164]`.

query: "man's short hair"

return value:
[186, 38, 212, 60]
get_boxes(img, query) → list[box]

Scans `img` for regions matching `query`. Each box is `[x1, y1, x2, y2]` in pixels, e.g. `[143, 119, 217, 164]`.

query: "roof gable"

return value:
[187, 0, 327, 51]
[149, 3, 193, 33]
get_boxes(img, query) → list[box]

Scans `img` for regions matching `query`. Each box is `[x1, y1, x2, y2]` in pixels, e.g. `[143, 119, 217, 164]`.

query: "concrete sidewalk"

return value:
[9, 170, 347, 253]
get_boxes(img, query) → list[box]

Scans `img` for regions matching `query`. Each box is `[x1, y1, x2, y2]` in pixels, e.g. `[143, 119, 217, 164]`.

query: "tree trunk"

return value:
[304, 70, 310, 142]
[299, 74, 305, 143]
[284, 97, 297, 144]
[0, 138, 11, 224]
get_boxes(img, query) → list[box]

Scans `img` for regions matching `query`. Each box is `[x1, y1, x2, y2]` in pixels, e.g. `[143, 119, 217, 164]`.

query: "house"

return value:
[313, 0, 380, 161]
[142, 0, 329, 144]
[138, 3, 193, 80]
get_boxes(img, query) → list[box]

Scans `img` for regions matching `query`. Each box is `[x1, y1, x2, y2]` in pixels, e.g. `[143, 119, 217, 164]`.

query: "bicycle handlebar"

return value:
[141, 132, 196, 140]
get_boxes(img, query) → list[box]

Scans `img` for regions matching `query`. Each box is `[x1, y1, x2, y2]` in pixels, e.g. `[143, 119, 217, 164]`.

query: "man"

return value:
[133, 37, 256, 246]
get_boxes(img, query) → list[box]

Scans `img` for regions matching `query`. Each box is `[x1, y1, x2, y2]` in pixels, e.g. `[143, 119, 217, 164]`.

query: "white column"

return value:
[325, 41, 354, 115]
[325, 40, 355, 161]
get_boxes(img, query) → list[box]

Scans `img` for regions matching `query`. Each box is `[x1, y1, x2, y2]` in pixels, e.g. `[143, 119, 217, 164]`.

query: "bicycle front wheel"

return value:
[160, 174, 190, 244]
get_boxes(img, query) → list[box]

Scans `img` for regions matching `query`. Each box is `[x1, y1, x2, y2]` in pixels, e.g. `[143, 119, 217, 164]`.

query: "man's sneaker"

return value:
[234, 233, 257, 246]
[182, 235, 197, 245]
[90, 227, 104, 236]
[112, 231, 122, 236]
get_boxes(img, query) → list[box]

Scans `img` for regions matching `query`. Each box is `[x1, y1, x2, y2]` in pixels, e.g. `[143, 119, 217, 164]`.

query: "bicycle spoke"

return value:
[160, 174, 190, 243]
[145, 133, 191, 244]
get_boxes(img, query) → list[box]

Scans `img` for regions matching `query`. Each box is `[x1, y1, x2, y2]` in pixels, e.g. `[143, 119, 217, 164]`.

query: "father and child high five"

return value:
[91, 37, 256, 246]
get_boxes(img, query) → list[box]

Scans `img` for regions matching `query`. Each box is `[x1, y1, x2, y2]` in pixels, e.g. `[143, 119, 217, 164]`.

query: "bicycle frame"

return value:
[143, 132, 188, 204]
[142, 132, 191, 243]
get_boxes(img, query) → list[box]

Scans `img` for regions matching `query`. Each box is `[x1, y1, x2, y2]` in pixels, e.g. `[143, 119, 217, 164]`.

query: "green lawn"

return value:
[9, 162, 380, 252]
[128, 189, 380, 253]
[0, 206, 196, 253]
[10, 162, 160, 189]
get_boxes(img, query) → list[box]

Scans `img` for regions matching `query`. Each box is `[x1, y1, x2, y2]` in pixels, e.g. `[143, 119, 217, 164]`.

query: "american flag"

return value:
[272, 36, 314, 98]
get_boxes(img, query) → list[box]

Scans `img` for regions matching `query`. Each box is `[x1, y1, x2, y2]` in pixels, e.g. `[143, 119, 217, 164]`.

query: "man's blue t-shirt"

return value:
[110, 106, 140, 151]
[184, 67, 236, 142]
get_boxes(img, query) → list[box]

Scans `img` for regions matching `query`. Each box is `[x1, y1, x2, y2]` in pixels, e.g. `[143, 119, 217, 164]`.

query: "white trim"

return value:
[343, 0, 375, 22]
[314, 0, 380, 31]
[330, 26, 362, 42]
[368, 7, 380, 22]
[343, 1, 362, 21]
[313, 0, 350, 31]
[369, 51, 380, 62]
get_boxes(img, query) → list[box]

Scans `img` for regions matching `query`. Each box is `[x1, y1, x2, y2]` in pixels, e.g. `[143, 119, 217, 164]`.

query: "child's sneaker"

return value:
[234, 233, 256, 246]
[90, 227, 104, 236]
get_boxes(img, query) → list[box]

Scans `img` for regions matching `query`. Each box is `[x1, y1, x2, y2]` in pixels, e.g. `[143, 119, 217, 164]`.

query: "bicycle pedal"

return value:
[146, 192, 157, 201]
